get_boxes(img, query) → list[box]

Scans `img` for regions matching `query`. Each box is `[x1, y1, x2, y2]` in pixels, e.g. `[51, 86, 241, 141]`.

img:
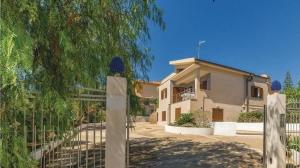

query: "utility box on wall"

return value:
[266, 93, 286, 168]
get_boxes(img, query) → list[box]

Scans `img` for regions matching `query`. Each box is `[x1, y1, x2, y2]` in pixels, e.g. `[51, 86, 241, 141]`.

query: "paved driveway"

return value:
[129, 122, 263, 168]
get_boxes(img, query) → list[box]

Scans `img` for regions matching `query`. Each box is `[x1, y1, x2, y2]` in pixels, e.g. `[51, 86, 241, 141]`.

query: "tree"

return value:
[284, 71, 293, 91]
[1, 1, 165, 167]
[297, 80, 300, 98]
[283, 71, 296, 99]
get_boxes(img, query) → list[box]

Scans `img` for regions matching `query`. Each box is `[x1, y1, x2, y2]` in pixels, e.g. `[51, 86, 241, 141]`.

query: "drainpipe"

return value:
[245, 74, 253, 112]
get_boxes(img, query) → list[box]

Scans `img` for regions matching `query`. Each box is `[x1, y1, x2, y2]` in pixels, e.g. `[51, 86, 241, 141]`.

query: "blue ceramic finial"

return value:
[109, 57, 124, 75]
[271, 80, 281, 92]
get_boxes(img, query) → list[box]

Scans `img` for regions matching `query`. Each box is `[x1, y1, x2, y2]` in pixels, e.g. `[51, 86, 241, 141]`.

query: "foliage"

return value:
[0, 136, 38, 168]
[286, 111, 300, 123]
[174, 112, 211, 128]
[149, 112, 158, 124]
[282, 72, 300, 99]
[192, 110, 211, 128]
[238, 111, 264, 122]
[284, 72, 293, 91]
[136, 98, 157, 116]
[0, 0, 164, 167]
[287, 136, 300, 153]
[175, 113, 194, 126]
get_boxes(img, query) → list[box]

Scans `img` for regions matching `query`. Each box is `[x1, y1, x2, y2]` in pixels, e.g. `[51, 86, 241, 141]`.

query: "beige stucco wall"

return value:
[247, 76, 269, 110]
[157, 64, 269, 124]
[194, 66, 268, 121]
[157, 80, 172, 123]
[135, 82, 159, 99]
[195, 66, 246, 121]
[169, 100, 193, 122]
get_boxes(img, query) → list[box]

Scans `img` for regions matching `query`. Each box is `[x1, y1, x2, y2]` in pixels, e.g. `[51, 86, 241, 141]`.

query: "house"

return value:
[157, 57, 270, 125]
[135, 81, 160, 116]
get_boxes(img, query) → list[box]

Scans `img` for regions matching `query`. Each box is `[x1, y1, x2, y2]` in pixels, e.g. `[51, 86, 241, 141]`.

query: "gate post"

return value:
[105, 76, 127, 168]
[266, 93, 286, 168]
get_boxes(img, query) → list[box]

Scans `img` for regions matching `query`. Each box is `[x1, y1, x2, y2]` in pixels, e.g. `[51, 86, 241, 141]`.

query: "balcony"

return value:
[173, 87, 196, 103]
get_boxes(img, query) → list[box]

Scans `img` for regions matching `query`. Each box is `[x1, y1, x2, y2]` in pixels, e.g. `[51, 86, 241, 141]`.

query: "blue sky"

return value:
[148, 0, 300, 86]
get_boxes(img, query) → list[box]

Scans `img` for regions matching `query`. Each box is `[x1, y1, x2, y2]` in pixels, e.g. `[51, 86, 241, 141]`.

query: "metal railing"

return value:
[0, 87, 108, 168]
[286, 99, 300, 168]
[173, 88, 196, 103]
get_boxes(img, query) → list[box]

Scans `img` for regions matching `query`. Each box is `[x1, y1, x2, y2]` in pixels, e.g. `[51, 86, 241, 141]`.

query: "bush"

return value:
[287, 136, 300, 153]
[149, 112, 158, 124]
[238, 111, 263, 122]
[174, 111, 211, 128]
[286, 111, 300, 123]
[192, 110, 211, 128]
[175, 113, 195, 126]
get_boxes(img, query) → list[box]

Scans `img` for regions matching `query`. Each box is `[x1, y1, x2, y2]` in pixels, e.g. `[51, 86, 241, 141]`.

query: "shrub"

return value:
[286, 111, 300, 123]
[149, 112, 158, 124]
[287, 136, 300, 154]
[175, 113, 195, 126]
[238, 111, 264, 122]
[174, 111, 211, 128]
[192, 110, 211, 128]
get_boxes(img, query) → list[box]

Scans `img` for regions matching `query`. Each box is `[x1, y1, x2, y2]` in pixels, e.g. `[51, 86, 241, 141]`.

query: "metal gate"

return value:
[286, 99, 300, 168]
[0, 86, 130, 168]
[32, 87, 107, 168]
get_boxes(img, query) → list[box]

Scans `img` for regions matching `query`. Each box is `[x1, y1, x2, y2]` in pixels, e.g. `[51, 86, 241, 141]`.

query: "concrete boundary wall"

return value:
[213, 122, 236, 136]
[236, 123, 263, 133]
[165, 125, 213, 135]
[236, 123, 300, 133]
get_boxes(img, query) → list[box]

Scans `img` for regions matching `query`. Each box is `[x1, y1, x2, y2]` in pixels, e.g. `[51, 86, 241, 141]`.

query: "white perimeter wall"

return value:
[236, 123, 300, 133]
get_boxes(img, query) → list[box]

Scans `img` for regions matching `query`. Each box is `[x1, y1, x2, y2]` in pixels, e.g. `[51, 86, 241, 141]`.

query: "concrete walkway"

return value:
[129, 122, 263, 168]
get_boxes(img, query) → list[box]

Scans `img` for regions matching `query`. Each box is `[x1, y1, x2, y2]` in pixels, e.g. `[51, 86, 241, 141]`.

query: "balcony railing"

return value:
[173, 88, 196, 103]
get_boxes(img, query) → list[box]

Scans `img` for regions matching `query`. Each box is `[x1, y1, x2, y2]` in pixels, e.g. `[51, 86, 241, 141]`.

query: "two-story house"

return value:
[157, 57, 270, 125]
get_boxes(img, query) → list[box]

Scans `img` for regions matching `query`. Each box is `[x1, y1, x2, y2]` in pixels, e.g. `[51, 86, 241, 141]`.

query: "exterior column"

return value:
[194, 69, 201, 98]
[266, 93, 286, 168]
[167, 104, 171, 124]
[170, 81, 174, 104]
[105, 76, 127, 168]
[168, 81, 174, 124]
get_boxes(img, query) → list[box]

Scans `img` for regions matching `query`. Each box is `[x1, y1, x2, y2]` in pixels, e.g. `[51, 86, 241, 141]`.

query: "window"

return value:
[251, 86, 263, 99]
[162, 111, 166, 121]
[200, 74, 211, 90]
[200, 80, 208, 90]
[212, 108, 224, 122]
[161, 88, 167, 100]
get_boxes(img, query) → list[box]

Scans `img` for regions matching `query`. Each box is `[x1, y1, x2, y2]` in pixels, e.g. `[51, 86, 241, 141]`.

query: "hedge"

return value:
[238, 111, 264, 122]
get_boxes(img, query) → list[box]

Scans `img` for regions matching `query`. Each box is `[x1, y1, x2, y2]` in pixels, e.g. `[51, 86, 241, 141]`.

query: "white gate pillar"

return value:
[105, 76, 127, 168]
[266, 93, 286, 168]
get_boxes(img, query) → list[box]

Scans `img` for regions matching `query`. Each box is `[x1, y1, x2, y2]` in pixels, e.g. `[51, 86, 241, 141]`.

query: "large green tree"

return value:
[297, 80, 300, 98]
[283, 71, 293, 91]
[283, 71, 296, 99]
[0, 0, 164, 167]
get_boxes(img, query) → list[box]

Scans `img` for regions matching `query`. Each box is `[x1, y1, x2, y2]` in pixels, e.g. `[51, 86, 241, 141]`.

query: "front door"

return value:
[212, 108, 223, 122]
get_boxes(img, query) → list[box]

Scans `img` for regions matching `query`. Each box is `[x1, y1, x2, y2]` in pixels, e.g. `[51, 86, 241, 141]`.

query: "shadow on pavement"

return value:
[129, 137, 262, 168]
